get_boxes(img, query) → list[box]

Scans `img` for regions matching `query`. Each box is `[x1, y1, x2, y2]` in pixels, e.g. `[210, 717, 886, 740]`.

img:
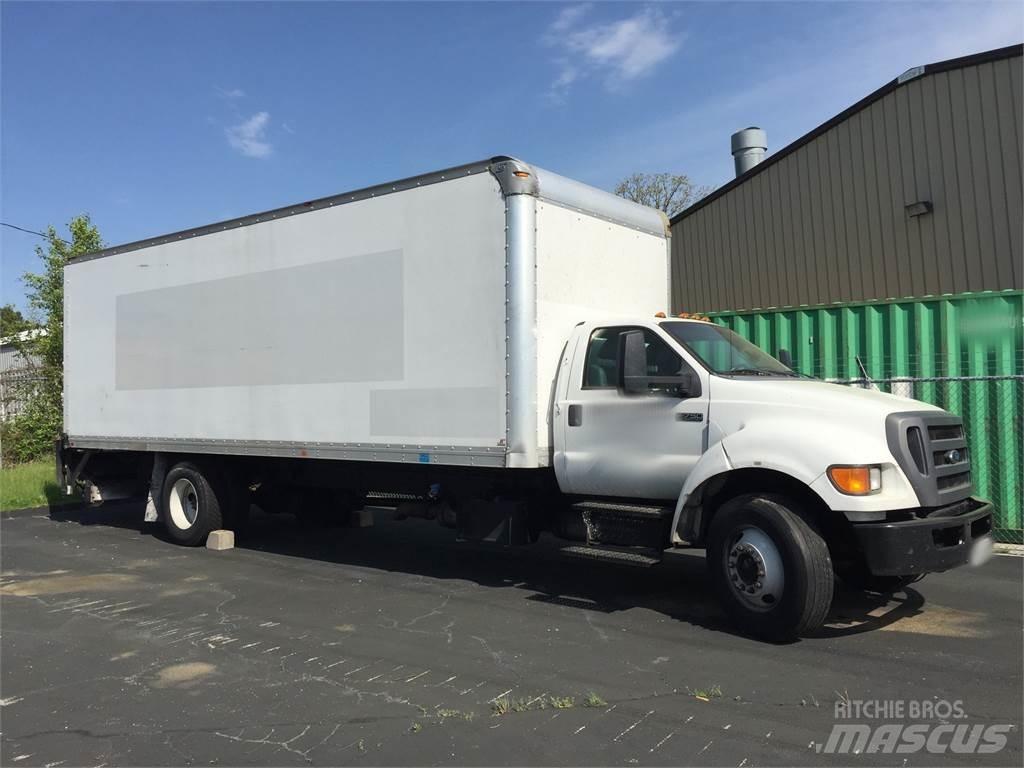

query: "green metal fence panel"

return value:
[709, 290, 1023, 544]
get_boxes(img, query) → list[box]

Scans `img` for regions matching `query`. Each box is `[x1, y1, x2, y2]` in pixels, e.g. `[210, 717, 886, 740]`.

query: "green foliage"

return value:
[3, 215, 102, 463]
[0, 304, 31, 337]
[614, 172, 713, 218]
[691, 684, 723, 700]
[0, 458, 79, 511]
[583, 691, 607, 708]
[1, 397, 62, 465]
[491, 695, 512, 716]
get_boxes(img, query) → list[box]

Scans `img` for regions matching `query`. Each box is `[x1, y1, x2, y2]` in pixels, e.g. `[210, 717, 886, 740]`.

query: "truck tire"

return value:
[707, 494, 833, 641]
[162, 461, 225, 546]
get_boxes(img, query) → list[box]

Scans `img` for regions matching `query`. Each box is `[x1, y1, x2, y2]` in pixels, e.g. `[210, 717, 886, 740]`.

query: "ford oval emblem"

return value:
[944, 449, 962, 465]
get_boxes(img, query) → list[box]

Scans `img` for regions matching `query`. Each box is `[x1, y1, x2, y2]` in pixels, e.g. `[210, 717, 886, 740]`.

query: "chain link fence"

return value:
[829, 374, 1023, 544]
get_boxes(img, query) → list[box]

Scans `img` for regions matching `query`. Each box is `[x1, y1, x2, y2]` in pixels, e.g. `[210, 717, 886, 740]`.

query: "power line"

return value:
[1, 222, 69, 245]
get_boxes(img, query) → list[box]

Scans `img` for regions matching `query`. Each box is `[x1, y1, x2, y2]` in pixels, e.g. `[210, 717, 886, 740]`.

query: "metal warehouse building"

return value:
[669, 44, 1023, 543]
[671, 44, 1022, 313]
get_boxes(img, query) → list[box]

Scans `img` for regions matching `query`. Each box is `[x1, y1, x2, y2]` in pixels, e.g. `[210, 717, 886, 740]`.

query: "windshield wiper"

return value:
[723, 367, 801, 377]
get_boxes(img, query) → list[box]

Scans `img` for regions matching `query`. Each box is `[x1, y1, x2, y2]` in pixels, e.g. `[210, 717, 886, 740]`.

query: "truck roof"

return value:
[71, 156, 669, 264]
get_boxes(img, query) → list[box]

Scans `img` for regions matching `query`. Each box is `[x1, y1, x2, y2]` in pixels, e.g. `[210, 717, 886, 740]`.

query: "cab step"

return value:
[571, 500, 673, 519]
[560, 543, 663, 567]
[569, 499, 674, 549]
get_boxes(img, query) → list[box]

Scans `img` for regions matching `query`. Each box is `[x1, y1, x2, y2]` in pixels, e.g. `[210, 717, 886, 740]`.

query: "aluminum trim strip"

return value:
[65, 436, 507, 468]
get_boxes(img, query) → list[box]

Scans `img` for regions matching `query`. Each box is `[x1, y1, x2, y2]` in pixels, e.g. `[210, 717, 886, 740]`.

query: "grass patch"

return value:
[513, 696, 548, 713]
[0, 459, 79, 512]
[583, 692, 608, 708]
[491, 695, 512, 716]
[493, 693, 582, 716]
[691, 685, 723, 701]
[437, 708, 475, 722]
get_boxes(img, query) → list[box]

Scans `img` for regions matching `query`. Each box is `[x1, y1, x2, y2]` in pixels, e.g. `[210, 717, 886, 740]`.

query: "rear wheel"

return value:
[162, 461, 225, 546]
[707, 494, 833, 641]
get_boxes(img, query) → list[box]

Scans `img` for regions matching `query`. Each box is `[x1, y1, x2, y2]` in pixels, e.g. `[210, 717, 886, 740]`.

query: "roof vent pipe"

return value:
[731, 127, 767, 178]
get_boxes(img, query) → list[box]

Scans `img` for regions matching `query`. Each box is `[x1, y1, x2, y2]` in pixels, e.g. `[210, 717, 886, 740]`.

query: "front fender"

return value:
[670, 419, 921, 543]
[670, 440, 732, 544]
[721, 418, 919, 513]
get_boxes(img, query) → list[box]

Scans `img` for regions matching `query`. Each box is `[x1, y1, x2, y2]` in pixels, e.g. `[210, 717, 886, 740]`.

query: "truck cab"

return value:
[553, 317, 994, 639]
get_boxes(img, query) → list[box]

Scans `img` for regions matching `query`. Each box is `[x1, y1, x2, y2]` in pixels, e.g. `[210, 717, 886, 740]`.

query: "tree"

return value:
[0, 304, 31, 338]
[614, 172, 713, 218]
[2, 215, 103, 462]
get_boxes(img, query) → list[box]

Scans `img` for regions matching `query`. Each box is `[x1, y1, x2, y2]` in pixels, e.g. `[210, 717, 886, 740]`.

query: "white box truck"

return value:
[59, 156, 994, 640]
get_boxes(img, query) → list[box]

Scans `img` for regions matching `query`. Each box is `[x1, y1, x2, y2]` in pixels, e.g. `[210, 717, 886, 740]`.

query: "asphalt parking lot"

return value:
[1, 502, 1021, 767]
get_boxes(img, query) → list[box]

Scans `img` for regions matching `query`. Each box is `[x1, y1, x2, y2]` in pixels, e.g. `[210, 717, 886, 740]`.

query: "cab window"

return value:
[582, 327, 683, 389]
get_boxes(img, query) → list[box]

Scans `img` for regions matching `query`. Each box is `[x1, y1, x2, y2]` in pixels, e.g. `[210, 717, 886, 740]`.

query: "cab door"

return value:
[555, 325, 709, 500]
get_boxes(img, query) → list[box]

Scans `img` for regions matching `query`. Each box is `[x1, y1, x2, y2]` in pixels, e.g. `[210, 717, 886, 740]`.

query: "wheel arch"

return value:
[676, 467, 852, 551]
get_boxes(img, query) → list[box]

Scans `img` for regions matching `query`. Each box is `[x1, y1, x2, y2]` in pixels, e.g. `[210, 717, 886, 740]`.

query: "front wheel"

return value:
[707, 494, 834, 641]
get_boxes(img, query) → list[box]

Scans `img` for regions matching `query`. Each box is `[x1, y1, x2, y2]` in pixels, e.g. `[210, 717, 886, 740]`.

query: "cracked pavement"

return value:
[0, 502, 1020, 766]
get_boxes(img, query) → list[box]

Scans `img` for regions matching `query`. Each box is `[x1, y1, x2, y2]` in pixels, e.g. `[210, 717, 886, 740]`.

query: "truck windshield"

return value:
[660, 321, 796, 376]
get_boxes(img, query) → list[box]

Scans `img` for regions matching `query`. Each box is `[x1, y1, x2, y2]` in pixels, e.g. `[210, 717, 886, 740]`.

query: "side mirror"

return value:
[617, 331, 702, 398]
[778, 348, 794, 369]
[618, 330, 649, 395]
[677, 370, 700, 398]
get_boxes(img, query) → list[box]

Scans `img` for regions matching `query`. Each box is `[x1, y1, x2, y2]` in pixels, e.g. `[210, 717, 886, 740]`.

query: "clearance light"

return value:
[513, 170, 530, 178]
[828, 465, 882, 495]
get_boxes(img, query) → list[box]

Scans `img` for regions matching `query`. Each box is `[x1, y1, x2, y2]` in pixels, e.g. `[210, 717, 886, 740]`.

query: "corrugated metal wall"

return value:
[710, 290, 1023, 543]
[0, 341, 41, 421]
[672, 51, 1023, 314]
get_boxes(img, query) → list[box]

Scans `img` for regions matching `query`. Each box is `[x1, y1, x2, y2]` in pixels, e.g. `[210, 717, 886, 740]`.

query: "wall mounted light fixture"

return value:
[905, 200, 933, 218]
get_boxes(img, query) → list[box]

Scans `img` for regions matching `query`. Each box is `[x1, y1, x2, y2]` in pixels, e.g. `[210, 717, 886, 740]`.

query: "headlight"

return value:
[827, 465, 882, 495]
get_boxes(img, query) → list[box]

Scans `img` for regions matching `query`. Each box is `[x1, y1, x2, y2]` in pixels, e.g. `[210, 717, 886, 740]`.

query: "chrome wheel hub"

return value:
[168, 478, 200, 530]
[725, 526, 784, 611]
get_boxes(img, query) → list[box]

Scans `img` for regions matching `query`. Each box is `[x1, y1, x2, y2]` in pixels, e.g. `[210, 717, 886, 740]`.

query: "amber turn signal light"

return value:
[827, 465, 882, 495]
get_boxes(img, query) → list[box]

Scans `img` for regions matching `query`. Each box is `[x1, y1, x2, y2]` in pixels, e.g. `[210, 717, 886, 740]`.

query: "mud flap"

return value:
[457, 499, 531, 545]
[144, 454, 167, 522]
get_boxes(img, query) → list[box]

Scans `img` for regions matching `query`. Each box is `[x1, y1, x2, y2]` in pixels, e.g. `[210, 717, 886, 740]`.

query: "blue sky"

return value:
[2, 0, 1021, 311]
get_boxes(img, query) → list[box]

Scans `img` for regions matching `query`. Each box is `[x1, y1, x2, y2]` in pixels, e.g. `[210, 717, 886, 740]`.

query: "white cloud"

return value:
[549, 3, 592, 34]
[216, 86, 246, 100]
[557, 0, 1023, 190]
[545, 5, 681, 97]
[225, 112, 272, 158]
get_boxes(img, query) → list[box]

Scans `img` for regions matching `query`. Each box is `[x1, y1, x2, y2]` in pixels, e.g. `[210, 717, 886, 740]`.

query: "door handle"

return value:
[567, 404, 582, 427]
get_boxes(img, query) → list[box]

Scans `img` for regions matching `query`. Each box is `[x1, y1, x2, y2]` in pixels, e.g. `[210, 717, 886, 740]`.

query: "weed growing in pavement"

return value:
[691, 685, 723, 701]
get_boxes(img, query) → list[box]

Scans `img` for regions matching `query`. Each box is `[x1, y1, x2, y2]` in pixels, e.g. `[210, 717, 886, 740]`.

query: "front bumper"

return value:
[852, 497, 993, 576]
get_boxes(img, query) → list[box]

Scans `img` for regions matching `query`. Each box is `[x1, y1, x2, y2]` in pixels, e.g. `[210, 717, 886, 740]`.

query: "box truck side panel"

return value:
[65, 172, 509, 463]
[534, 199, 670, 460]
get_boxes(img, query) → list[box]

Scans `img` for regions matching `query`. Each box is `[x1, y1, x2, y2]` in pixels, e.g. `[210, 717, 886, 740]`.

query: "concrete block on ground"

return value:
[206, 529, 235, 550]
[351, 509, 374, 528]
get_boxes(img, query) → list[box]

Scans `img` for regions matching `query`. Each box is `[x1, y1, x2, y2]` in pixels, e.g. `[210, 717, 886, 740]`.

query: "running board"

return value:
[571, 500, 673, 519]
[560, 543, 663, 567]
[569, 499, 674, 549]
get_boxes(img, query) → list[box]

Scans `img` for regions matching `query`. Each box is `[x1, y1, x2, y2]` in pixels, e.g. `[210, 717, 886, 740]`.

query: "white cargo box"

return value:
[64, 157, 669, 469]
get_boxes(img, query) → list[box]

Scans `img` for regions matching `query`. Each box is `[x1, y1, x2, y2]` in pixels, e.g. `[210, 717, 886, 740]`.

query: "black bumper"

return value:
[852, 497, 993, 576]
